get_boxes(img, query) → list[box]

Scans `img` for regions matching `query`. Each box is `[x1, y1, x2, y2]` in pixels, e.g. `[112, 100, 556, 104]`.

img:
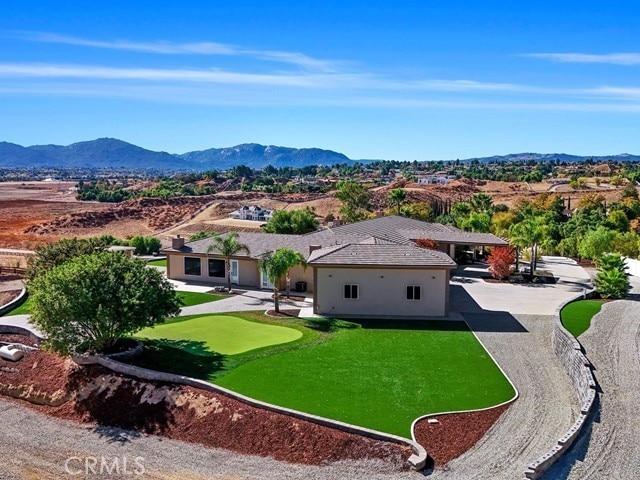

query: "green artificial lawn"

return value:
[214, 319, 515, 437]
[561, 300, 604, 337]
[177, 291, 227, 307]
[5, 296, 32, 316]
[3, 290, 222, 316]
[147, 258, 167, 267]
[137, 314, 303, 355]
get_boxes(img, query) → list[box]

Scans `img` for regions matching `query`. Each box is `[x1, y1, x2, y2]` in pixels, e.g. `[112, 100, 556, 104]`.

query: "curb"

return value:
[71, 353, 427, 470]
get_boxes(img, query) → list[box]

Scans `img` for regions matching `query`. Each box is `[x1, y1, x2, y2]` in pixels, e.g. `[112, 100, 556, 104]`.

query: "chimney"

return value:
[309, 245, 322, 256]
[375, 211, 384, 218]
[172, 235, 185, 250]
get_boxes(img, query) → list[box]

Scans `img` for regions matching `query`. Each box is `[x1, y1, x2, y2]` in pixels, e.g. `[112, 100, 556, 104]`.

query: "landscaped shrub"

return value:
[415, 238, 439, 250]
[487, 247, 515, 280]
[128, 235, 162, 255]
[595, 253, 631, 299]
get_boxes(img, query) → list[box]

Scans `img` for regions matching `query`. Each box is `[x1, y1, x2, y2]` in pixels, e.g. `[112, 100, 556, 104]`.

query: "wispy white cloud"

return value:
[1, 61, 640, 112]
[5, 31, 341, 72]
[523, 52, 640, 66]
[0, 62, 367, 88]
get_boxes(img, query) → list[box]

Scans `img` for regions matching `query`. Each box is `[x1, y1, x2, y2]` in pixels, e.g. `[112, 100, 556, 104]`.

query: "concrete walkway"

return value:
[0, 314, 42, 337]
[180, 288, 313, 316]
[451, 256, 592, 315]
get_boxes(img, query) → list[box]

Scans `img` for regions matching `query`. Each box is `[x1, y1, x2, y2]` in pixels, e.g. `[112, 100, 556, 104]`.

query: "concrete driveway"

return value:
[450, 256, 592, 315]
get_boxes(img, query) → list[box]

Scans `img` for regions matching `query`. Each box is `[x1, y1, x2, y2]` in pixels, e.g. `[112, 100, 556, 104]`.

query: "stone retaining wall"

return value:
[524, 292, 597, 479]
[72, 353, 427, 470]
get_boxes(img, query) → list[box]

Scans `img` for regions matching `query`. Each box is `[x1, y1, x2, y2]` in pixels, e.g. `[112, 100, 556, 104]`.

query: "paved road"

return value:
[542, 282, 640, 479]
[0, 397, 415, 480]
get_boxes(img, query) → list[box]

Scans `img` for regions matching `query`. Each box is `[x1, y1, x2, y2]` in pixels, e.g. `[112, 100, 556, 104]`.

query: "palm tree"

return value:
[389, 188, 407, 215]
[508, 215, 548, 273]
[259, 248, 306, 313]
[206, 233, 250, 293]
[470, 193, 494, 213]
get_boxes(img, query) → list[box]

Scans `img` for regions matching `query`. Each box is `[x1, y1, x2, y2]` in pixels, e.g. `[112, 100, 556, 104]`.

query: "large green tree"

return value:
[335, 180, 371, 222]
[577, 226, 617, 262]
[29, 252, 181, 355]
[207, 233, 250, 293]
[263, 208, 319, 234]
[26, 237, 111, 282]
[259, 248, 306, 313]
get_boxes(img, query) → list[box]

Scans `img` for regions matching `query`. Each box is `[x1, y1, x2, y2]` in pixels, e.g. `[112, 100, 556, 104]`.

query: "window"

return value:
[184, 257, 201, 276]
[208, 259, 226, 278]
[406, 285, 421, 301]
[344, 284, 359, 299]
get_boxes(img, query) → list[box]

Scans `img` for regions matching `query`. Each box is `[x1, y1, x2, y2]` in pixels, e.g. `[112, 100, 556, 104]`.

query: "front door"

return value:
[230, 260, 239, 285]
[261, 269, 274, 290]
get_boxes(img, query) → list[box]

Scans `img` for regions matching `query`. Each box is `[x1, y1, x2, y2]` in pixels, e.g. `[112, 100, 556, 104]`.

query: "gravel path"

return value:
[0, 397, 417, 480]
[428, 313, 580, 480]
[542, 293, 640, 479]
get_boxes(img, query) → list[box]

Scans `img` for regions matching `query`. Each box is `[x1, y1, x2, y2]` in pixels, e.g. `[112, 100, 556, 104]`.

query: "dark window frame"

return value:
[208, 258, 226, 278]
[184, 257, 202, 276]
[406, 285, 422, 301]
[344, 284, 359, 299]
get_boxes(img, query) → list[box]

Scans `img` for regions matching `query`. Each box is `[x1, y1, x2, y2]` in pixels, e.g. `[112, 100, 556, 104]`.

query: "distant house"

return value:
[417, 175, 456, 185]
[228, 205, 274, 222]
[593, 164, 612, 176]
[163, 215, 508, 319]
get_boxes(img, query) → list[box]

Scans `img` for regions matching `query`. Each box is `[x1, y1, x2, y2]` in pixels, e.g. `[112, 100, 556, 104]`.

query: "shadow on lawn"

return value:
[128, 339, 226, 379]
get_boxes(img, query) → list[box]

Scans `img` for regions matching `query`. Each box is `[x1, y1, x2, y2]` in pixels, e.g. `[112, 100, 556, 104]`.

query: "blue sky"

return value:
[1, 1, 639, 160]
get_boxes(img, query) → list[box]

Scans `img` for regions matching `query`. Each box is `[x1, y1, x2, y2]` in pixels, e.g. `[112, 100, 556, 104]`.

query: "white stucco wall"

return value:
[314, 266, 450, 318]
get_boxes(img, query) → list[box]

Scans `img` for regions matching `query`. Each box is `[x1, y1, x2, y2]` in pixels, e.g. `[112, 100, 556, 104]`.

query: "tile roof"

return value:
[328, 215, 508, 246]
[307, 243, 457, 267]
[162, 215, 507, 260]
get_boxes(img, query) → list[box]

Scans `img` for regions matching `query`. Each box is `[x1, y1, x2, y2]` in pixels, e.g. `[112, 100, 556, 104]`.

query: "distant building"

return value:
[593, 164, 612, 176]
[229, 205, 274, 222]
[417, 175, 456, 185]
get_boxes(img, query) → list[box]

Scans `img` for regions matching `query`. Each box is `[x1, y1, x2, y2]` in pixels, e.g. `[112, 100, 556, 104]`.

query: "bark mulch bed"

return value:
[0, 344, 412, 470]
[0, 333, 39, 348]
[414, 403, 511, 468]
[0, 289, 20, 308]
[265, 309, 301, 318]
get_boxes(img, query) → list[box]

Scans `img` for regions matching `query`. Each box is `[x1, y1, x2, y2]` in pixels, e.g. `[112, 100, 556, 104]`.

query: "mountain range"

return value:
[0, 138, 351, 170]
[0, 138, 638, 170]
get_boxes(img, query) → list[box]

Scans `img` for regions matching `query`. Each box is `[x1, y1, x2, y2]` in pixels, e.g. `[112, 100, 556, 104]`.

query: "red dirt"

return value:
[413, 403, 510, 467]
[0, 345, 412, 469]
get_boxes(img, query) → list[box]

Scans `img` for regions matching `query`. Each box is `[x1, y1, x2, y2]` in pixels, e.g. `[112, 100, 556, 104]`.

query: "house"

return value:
[228, 205, 274, 222]
[162, 216, 508, 319]
[416, 174, 456, 185]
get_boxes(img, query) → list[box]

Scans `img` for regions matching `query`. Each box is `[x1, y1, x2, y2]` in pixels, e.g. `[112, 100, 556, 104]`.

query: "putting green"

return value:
[137, 314, 302, 355]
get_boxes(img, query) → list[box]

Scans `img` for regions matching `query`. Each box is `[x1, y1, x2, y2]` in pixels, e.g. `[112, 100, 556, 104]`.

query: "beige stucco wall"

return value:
[167, 253, 311, 291]
[314, 266, 450, 318]
[167, 253, 259, 288]
[288, 264, 314, 293]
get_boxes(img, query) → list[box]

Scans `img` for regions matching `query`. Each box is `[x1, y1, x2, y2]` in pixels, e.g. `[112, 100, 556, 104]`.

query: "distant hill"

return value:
[0, 138, 352, 170]
[178, 143, 351, 169]
[1, 138, 639, 170]
[461, 152, 640, 164]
